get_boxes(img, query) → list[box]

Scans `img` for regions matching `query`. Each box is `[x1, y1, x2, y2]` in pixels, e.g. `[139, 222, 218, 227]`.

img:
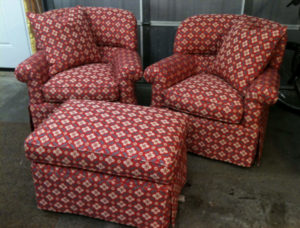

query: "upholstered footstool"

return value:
[24, 99, 188, 228]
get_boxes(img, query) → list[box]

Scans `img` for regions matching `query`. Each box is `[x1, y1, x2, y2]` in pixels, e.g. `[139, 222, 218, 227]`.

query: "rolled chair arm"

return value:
[15, 51, 50, 84]
[110, 48, 143, 104]
[245, 67, 280, 105]
[111, 48, 143, 82]
[144, 53, 196, 88]
[144, 54, 196, 107]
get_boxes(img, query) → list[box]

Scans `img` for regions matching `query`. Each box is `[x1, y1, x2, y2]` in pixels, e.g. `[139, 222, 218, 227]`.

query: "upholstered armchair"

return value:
[15, 7, 142, 129]
[144, 14, 287, 167]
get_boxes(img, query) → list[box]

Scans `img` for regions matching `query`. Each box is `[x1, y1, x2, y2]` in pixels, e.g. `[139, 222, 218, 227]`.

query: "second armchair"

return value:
[144, 14, 287, 167]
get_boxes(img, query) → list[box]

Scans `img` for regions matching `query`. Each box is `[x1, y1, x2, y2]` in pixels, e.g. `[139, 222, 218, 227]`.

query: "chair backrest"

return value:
[35, 7, 138, 51]
[84, 7, 137, 50]
[173, 14, 287, 70]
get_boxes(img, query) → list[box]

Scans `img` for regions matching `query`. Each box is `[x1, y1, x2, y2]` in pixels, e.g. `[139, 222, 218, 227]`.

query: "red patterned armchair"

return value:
[144, 14, 287, 167]
[15, 7, 142, 129]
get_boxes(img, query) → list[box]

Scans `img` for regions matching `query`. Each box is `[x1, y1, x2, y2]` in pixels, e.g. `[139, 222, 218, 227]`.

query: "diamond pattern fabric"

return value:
[31, 161, 186, 228]
[29, 103, 60, 128]
[111, 48, 143, 104]
[144, 53, 196, 107]
[194, 55, 216, 74]
[16, 7, 142, 129]
[32, 7, 137, 51]
[15, 50, 50, 84]
[27, 6, 101, 75]
[245, 68, 280, 105]
[164, 74, 244, 124]
[84, 7, 137, 50]
[25, 100, 187, 227]
[29, 7, 72, 51]
[145, 14, 287, 167]
[174, 14, 239, 54]
[208, 19, 287, 94]
[42, 63, 119, 102]
[239, 15, 288, 70]
[187, 115, 258, 167]
[25, 99, 188, 184]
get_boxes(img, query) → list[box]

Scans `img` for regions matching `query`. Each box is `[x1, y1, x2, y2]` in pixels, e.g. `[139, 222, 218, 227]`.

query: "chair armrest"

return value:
[245, 67, 280, 105]
[15, 51, 50, 84]
[111, 48, 143, 82]
[144, 53, 196, 87]
[144, 53, 196, 107]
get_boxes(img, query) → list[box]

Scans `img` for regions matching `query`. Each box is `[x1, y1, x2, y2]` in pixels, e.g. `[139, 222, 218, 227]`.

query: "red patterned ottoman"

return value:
[24, 99, 188, 228]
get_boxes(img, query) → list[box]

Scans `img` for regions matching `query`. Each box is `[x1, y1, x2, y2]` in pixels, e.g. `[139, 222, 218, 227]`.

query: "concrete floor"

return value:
[1, 72, 300, 228]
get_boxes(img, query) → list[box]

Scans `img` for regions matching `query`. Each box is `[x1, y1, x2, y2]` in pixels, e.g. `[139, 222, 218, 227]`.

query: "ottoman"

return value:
[24, 99, 188, 228]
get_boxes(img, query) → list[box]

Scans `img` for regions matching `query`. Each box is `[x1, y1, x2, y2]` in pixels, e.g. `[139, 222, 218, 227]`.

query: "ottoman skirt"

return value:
[32, 157, 186, 228]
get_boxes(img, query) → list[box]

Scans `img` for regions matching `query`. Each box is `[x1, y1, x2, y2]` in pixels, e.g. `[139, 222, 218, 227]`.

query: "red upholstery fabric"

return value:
[174, 14, 239, 54]
[145, 14, 287, 167]
[16, 7, 142, 129]
[33, 7, 137, 51]
[84, 7, 137, 50]
[269, 33, 288, 70]
[15, 51, 49, 84]
[25, 99, 187, 184]
[194, 55, 216, 74]
[30, 8, 72, 50]
[31, 154, 186, 227]
[164, 73, 244, 124]
[245, 68, 280, 105]
[241, 15, 288, 70]
[14, 51, 49, 105]
[112, 49, 143, 82]
[27, 6, 100, 75]
[98, 46, 123, 63]
[208, 19, 287, 94]
[29, 103, 60, 128]
[26, 100, 187, 227]
[144, 53, 196, 107]
[42, 64, 119, 102]
[187, 116, 258, 167]
[111, 48, 143, 104]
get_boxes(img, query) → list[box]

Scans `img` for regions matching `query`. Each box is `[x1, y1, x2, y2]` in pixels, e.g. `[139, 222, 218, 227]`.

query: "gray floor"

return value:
[1, 72, 300, 228]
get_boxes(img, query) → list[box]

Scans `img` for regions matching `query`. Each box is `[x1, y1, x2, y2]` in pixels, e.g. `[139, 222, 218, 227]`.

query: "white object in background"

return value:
[0, 0, 32, 68]
[178, 194, 186, 203]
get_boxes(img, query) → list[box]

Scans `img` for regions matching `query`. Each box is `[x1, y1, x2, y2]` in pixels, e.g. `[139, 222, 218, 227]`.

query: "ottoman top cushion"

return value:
[25, 100, 187, 184]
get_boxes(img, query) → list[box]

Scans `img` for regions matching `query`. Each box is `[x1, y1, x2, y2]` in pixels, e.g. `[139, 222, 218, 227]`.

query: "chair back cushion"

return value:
[174, 14, 287, 93]
[28, 6, 101, 75]
[84, 7, 137, 50]
[242, 15, 288, 70]
[208, 19, 287, 94]
[173, 14, 240, 55]
[33, 7, 138, 51]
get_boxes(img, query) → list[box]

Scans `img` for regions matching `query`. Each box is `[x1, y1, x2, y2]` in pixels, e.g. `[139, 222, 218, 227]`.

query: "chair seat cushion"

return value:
[164, 73, 244, 124]
[24, 99, 187, 184]
[42, 63, 119, 102]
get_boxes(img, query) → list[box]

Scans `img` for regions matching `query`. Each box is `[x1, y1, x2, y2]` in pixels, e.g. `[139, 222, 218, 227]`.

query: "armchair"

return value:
[144, 14, 287, 167]
[15, 7, 142, 129]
